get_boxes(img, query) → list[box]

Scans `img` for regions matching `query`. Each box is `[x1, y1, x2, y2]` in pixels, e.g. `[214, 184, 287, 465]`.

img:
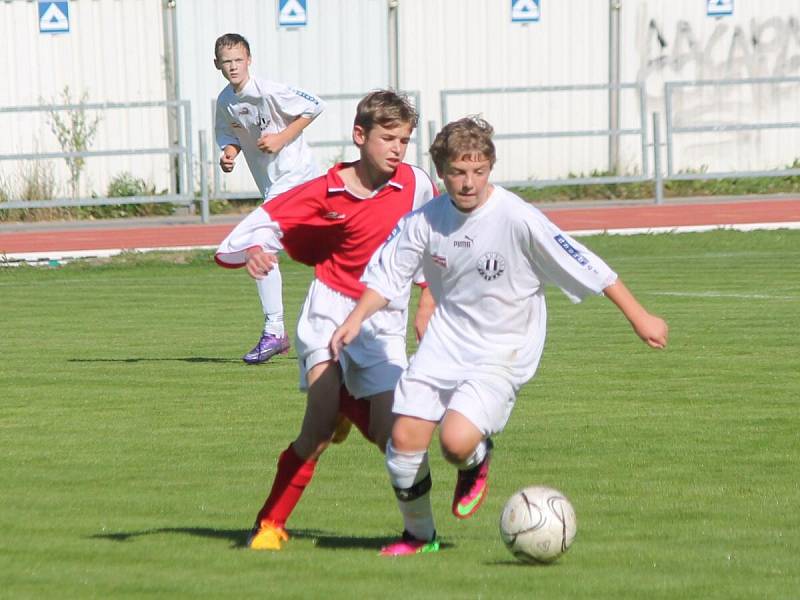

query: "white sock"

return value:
[455, 439, 487, 471]
[386, 441, 435, 541]
[256, 264, 284, 337]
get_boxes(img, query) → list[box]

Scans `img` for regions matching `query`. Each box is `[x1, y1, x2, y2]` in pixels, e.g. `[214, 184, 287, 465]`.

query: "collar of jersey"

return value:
[326, 162, 405, 197]
[232, 77, 255, 98]
[448, 185, 500, 219]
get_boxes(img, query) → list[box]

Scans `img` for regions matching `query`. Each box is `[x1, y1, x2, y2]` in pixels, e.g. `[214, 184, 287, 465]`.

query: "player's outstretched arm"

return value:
[603, 279, 668, 349]
[330, 288, 390, 360]
[414, 286, 435, 342]
[244, 247, 279, 280]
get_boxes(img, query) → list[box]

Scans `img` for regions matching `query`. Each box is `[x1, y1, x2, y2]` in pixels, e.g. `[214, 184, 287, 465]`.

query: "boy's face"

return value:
[214, 44, 251, 91]
[354, 122, 413, 177]
[439, 155, 493, 212]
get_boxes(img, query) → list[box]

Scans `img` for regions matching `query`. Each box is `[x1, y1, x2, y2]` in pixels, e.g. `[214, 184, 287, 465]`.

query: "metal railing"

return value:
[664, 77, 800, 180]
[438, 83, 650, 188]
[438, 79, 800, 206]
[0, 99, 199, 217]
[4, 80, 798, 224]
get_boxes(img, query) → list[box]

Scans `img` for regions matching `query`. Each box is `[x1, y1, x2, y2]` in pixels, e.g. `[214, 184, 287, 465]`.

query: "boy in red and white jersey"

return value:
[214, 33, 325, 364]
[216, 90, 436, 550]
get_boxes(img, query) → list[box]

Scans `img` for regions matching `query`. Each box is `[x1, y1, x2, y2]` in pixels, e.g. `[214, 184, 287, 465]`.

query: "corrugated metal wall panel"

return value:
[0, 0, 170, 199]
[621, 0, 800, 174]
[3, 1, 798, 203]
[399, 0, 612, 182]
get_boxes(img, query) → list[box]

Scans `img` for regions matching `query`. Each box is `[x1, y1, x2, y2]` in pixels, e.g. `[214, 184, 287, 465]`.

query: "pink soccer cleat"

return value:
[452, 438, 493, 519]
[380, 530, 440, 556]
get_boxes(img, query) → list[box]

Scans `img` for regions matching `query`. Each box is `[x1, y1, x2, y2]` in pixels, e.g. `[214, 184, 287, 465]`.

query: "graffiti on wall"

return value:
[639, 16, 800, 83]
[635, 14, 800, 170]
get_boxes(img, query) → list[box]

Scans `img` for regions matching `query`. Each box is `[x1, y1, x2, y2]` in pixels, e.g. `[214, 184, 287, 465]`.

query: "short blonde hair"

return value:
[429, 116, 496, 174]
[353, 90, 418, 134]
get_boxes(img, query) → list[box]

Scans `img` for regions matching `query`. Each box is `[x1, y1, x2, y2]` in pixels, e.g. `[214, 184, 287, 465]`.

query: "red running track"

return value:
[1, 199, 798, 254]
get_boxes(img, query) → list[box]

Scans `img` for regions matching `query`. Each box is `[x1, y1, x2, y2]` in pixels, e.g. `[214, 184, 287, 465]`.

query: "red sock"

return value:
[338, 386, 372, 442]
[255, 445, 316, 529]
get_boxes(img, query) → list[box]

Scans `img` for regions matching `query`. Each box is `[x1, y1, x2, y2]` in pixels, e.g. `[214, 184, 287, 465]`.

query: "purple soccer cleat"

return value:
[243, 333, 290, 364]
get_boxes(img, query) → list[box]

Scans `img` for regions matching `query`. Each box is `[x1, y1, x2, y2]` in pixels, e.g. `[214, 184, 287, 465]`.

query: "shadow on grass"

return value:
[292, 529, 453, 552]
[485, 559, 561, 568]
[90, 527, 250, 548]
[89, 526, 452, 552]
[69, 357, 256, 364]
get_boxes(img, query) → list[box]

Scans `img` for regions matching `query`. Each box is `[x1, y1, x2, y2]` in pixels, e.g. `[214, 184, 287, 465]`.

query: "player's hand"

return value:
[329, 321, 361, 362]
[244, 247, 278, 280]
[220, 147, 238, 172]
[633, 313, 669, 349]
[219, 154, 235, 172]
[257, 132, 287, 154]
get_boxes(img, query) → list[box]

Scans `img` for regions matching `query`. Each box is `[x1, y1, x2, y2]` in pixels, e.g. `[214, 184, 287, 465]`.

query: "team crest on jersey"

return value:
[432, 254, 448, 268]
[477, 252, 505, 281]
[554, 234, 590, 266]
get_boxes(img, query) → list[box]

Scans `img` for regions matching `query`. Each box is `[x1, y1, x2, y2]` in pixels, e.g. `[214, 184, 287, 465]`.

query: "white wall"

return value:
[399, 0, 615, 183]
[622, 0, 800, 173]
[401, 0, 800, 181]
[0, 0, 171, 199]
[3, 0, 799, 202]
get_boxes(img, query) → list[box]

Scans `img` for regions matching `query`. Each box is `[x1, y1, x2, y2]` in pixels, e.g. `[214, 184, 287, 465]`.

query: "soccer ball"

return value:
[499, 485, 577, 564]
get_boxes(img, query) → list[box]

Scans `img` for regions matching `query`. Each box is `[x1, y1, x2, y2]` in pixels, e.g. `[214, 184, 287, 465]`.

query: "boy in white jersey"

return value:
[331, 116, 669, 555]
[214, 33, 325, 364]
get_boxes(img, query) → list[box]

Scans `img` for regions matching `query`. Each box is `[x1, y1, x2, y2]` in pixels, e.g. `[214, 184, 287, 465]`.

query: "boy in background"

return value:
[214, 33, 325, 364]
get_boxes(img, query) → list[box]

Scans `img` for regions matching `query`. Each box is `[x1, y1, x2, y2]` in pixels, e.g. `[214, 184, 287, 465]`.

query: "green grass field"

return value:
[1, 230, 798, 599]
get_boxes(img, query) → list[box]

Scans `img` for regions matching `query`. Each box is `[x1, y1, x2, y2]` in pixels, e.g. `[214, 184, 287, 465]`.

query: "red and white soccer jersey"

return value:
[215, 76, 325, 200]
[362, 185, 619, 392]
[216, 161, 436, 394]
[216, 162, 435, 301]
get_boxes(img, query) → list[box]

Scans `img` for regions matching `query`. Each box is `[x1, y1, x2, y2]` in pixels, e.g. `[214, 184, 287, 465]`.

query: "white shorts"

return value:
[295, 278, 409, 398]
[393, 374, 516, 437]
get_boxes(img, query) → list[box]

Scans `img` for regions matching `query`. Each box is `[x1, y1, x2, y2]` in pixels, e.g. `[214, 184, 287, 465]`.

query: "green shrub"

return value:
[106, 172, 154, 198]
[76, 172, 174, 219]
[513, 158, 800, 203]
[0, 173, 11, 204]
[0, 162, 78, 222]
[47, 86, 101, 200]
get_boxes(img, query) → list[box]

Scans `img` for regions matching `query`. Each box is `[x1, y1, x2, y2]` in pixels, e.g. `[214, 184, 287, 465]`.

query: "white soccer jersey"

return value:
[362, 185, 618, 390]
[215, 76, 325, 199]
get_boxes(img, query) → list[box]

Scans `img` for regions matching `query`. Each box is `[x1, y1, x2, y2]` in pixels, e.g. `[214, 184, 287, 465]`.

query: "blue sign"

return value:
[278, 0, 307, 28]
[39, 1, 70, 34]
[707, 0, 733, 17]
[512, 0, 540, 23]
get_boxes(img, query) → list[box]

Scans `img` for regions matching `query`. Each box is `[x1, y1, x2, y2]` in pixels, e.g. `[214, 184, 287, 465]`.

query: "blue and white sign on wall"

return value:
[278, 0, 307, 28]
[39, 1, 70, 34]
[707, 0, 733, 17]
[511, 0, 540, 23]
